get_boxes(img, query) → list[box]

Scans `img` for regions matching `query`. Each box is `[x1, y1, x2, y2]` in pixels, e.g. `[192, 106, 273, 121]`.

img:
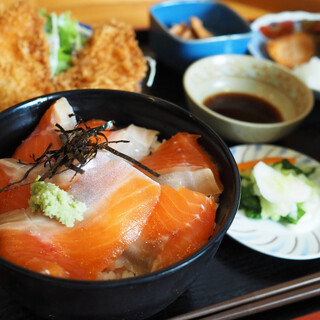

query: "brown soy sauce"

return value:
[203, 92, 283, 123]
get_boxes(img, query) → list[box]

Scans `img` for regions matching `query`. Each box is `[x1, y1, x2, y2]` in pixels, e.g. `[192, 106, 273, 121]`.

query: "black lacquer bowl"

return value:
[0, 89, 240, 320]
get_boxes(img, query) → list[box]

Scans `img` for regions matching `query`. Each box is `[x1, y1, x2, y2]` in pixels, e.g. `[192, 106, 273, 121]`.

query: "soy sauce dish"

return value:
[183, 54, 314, 143]
[0, 89, 240, 320]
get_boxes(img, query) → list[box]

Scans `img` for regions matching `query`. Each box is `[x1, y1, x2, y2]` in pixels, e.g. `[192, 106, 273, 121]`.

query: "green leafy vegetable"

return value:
[40, 9, 88, 76]
[279, 204, 306, 224]
[239, 160, 319, 225]
[239, 175, 261, 219]
[273, 159, 316, 177]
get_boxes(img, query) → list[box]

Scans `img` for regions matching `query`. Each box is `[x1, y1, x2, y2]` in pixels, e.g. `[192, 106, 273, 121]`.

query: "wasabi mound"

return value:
[29, 178, 86, 227]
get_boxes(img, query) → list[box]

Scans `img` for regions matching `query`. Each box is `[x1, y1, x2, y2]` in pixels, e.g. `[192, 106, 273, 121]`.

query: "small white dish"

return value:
[227, 143, 320, 260]
[248, 11, 320, 99]
[183, 54, 314, 143]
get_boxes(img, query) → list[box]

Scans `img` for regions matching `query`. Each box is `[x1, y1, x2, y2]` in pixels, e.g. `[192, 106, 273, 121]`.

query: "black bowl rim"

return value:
[0, 88, 240, 287]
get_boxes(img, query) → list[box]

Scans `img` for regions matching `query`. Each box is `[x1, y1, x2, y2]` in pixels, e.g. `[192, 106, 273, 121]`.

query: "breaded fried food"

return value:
[0, 1, 147, 112]
[266, 31, 315, 69]
[170, 22, 195, 39]
[54, 20, 147, 92]
[169, 17, 213, 40]
[190, 17, 213, 39]
[0, 0, 53, 112]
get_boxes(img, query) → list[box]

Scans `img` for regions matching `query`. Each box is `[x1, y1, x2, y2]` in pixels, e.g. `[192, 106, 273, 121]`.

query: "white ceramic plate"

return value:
[248, 11, 320, 99]
[227, 144, 320, 260]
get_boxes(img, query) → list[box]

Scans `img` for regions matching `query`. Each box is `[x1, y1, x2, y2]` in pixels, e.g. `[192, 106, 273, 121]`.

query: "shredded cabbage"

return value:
[40, 9, 88, 77]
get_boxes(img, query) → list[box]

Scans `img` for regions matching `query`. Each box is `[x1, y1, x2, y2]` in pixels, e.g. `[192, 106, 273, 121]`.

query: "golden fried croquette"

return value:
[0, 1, 147, 112]
[53, 19, 147, 93]
[0, 0, 53, 112]
[266, 31, 315, 69]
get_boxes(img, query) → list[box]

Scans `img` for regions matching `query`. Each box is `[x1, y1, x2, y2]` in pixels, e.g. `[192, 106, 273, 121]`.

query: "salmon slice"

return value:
[77, 119, 114, 144]
[140, 132, 223, 195]
[0, 163, 30, 214]
[99, 185, 216, 277]
[12, 98, 77, 162]
[0, 157, 80, 214]
[0, 153, 161, 280]
[140, 185, 216, 271]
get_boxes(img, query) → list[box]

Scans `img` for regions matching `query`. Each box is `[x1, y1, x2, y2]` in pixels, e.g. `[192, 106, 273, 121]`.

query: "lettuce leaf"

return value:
[40, 9, 87, 77]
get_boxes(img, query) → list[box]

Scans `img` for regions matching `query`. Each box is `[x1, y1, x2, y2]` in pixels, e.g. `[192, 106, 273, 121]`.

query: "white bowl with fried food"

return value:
[183, 54, 314, 143]
[248, 11, 320, 98]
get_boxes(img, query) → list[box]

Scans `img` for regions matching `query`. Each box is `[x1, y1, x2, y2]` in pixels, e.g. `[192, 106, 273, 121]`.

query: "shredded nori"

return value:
[0, 118, 159, 193]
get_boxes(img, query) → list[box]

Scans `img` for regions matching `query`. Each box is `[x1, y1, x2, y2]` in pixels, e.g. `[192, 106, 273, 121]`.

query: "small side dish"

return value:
[228, 144, 320, 260]
[251, 12, 320, 68]
[149, 0, 251, 71]
[249, 11, 320, 95]
[183, 54, 314, 143]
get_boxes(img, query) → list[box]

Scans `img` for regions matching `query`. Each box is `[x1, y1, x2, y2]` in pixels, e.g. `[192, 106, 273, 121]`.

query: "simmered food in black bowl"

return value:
[0, 89, 240, 319]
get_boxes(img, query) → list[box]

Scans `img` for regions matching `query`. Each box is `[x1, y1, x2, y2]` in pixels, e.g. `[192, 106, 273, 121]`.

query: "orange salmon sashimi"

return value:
[0, 162, 31, 214]
[0, 157, 80, 214]
[140, 132, 223, 196]
[141, 185, 216, 272]
[0, 152, 161, 280]
[12, 98, 77, 162]
[101, 185, 216, 277]
[77, 119, 114, 144]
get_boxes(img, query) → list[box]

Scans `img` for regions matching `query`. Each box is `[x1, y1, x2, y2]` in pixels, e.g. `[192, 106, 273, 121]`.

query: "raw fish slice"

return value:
[0, 165, 30, 214]
[0, 157, 79, 214]
[140, 132, 223, 195]
[12, 98, 77, 162]
[77, 119, 114, 144]
[0, 153, 161, 280]
[149, 187, 215, 271]
[78, 121, 159, 161]
[155, 168, 221, 197]
[0, 159, 45, 214]
[0, 218, 70, 278]
[107, 124, 160, 161]
[101, 185, 216, 277]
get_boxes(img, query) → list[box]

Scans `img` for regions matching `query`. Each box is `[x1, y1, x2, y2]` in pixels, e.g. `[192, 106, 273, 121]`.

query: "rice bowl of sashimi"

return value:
[0, 89, 240, 320]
